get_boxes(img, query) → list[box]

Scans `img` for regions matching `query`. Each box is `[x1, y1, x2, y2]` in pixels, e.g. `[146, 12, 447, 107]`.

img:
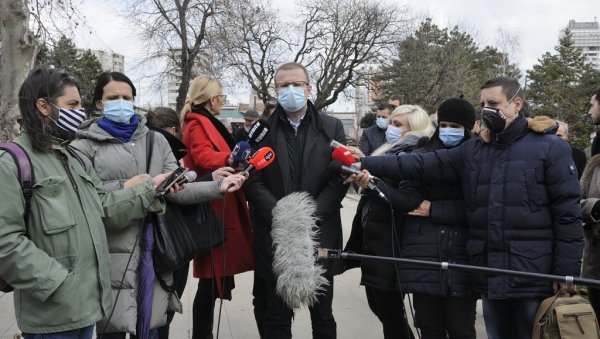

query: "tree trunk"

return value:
[0, 0, 38, 142]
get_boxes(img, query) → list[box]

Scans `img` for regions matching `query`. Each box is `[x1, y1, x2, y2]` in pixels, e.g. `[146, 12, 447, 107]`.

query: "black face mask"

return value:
[481, 107, 507, 134]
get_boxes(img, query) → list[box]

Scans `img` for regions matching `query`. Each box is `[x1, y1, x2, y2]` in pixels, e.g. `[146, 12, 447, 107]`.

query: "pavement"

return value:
[0, 194, 487, 338]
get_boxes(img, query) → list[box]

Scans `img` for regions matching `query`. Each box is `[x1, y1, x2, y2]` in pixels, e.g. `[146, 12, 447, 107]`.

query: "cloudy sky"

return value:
[70, 0, 599, 109]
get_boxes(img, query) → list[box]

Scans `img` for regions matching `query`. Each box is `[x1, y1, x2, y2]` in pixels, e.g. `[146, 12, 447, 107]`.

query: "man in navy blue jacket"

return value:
[356, 77, 583, 339]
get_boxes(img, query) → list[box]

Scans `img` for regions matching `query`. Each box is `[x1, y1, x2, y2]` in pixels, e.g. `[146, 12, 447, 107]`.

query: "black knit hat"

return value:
[437, 98, 476, 130]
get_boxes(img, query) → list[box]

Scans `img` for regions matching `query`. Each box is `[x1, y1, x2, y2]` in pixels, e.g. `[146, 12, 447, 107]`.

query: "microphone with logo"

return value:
[247, 119, 270, 146]
[239, 146, 276, 176]
[231, 140, 252, 167]
[329, 149, 388, 201]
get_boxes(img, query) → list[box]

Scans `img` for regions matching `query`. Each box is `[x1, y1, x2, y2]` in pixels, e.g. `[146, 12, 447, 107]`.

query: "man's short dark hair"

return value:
[389, 95, 401, 102]
[18, 66, 80, 152]
[274, 62, 309, 83]
[480, 76, 523, 102]
[92, 72, 137, 105]
[377, 103, 396, 112]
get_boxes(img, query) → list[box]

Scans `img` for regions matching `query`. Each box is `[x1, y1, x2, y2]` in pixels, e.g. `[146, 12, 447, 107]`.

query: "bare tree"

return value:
[126, 0, 225, 113]
[0, 0, 80, 142]
[215, 0, 288, 104]
[219, 0, 410, 111]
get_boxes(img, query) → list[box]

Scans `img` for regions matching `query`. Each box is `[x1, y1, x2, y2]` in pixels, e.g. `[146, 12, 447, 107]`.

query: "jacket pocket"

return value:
[33, 176, 76, 234]
[524, 169, 541, 212]
[509, 240, 552, 287]
[77, 171, 105, 218]
[465, 239, 486, 265]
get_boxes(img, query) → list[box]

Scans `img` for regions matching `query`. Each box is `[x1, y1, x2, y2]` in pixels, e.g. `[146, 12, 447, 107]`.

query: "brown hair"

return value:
[275, 62, 309, 84]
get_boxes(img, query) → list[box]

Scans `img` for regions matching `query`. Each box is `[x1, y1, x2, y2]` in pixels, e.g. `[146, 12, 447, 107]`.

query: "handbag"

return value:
[145, 131, 225, 274]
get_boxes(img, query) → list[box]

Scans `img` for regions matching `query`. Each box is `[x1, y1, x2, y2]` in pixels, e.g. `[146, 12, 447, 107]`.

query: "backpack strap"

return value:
[533, 293, 561, 329]
[0, 142, 34, 227]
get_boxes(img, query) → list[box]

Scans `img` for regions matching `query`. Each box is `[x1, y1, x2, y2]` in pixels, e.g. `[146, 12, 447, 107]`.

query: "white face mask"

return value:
[385, 125, 403, 144]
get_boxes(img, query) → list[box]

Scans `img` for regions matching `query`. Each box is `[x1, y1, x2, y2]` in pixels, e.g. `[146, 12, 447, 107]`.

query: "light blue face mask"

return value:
[385, 125, 403, 144]
[278, 86, 306, 112]
[375, 117, 388, 130]
[103, 99, 135, 124]
[439, 127, 465, 147]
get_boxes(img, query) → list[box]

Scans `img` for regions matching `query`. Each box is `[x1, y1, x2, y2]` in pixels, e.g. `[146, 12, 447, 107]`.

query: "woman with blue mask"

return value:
[345, 105, 432, 339]
[398, 98, 477, 339]
[71, 72, 246, 339]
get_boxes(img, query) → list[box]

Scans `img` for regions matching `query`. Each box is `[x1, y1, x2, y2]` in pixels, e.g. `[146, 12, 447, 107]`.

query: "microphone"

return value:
[327, 160, 387, 201]
[331, 147, 356, 166]
[271, 191, 329, 309]
[239, 146, 275, 176]
[329, 139, 346, 150]
[231, 141, 251, 167]
[156, 169, 197, 195]
[247, 119, 270, 146]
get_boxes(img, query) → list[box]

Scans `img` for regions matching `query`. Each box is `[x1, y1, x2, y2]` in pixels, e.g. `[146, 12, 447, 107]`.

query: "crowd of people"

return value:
[0, 60, 599, 339]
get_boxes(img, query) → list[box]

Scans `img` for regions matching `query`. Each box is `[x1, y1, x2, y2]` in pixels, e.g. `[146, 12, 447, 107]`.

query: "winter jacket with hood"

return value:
[362, 115, 584, 299]
[0, 133, 164, 334]
[71, 115, 224, 333]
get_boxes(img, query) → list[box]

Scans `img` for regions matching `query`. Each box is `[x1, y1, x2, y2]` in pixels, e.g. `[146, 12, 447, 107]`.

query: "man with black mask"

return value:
[356, 76, 583, 339]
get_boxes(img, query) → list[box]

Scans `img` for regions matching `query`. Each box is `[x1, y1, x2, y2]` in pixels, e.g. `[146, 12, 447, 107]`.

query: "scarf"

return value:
[97, 114, 139, 143]
[190, 104, 236, 150]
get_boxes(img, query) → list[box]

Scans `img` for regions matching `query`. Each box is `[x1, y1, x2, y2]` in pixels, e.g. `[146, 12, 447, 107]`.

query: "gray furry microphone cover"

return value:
[271, 192, 329, 309]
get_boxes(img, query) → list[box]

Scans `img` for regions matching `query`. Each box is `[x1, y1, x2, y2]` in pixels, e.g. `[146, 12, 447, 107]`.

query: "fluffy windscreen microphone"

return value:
[247, 119, 270, 146]
[331, 147, 356, 166]
[271, 192, 329, 309]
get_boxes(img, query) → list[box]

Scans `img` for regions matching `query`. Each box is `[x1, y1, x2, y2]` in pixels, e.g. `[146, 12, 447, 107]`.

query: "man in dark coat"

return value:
[244, 62, 348, 339]
[555, 120, 586, 178]
[359, 103, 394, 156]
[357, 77, 583, 339]
[233, 109, 260, 143]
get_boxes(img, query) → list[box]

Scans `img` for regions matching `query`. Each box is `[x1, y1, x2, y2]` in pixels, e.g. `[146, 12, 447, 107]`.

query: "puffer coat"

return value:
[363, 115, 584, 299]
[72, 115, 224, 333]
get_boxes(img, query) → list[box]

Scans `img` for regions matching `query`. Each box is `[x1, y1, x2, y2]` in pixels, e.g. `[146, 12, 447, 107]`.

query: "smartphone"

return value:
[157, 167, 187, 193]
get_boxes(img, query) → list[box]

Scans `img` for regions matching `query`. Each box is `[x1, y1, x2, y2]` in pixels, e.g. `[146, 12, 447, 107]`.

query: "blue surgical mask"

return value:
[103, 99, 135, 124]
[439, 127, 465, 147]
[385, 125, 403, 144]
[375, 117, 388, 130]
[278, 86, 306, 112]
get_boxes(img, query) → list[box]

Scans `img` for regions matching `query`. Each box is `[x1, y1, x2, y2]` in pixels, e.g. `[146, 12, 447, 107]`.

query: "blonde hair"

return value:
[372, 104, 433, 156]
[180, 76, 223, 124]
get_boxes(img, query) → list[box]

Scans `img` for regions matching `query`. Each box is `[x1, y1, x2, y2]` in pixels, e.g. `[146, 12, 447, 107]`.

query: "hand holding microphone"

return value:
[219, 174, 246, 193]
[328, 152, 388, 201]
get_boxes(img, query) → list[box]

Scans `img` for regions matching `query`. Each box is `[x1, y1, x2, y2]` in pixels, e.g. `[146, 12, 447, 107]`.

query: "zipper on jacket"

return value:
[59, 152, 79, 193]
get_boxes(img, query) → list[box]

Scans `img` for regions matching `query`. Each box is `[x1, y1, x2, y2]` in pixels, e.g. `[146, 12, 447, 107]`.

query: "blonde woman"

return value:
[180, 76, 254, 339]
[371, 104, 433, 156]
[345, 104, 433, 338]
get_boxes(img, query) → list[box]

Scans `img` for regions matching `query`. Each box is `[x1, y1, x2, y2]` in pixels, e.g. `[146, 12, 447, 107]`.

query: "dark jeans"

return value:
[157, 263, 190, 339]
[589, 287, 600, 317]
[192, 277, 234, 339]
[412, 293, 477, 339]
[482, 296, 542, 339]
[365, 286, 414, 339]
[23, 325, 94, 339]
[253, 274, 336, 339]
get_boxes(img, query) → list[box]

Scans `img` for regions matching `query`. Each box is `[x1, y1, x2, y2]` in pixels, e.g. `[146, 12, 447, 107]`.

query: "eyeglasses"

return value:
[275, 81, 309, 90]
[213, 95, 227, 101]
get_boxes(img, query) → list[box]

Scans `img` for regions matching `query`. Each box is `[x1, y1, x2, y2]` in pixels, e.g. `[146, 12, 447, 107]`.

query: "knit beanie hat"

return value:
[437, 98, 476, 130]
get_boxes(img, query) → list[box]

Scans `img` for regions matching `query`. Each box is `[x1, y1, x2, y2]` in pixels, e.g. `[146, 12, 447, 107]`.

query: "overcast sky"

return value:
[71, 0, 599, 109]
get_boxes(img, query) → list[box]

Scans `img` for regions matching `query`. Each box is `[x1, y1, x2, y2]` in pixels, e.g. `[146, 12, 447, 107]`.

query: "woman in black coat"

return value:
[346, 104, 433, 339]
[399, 98, 478, 339]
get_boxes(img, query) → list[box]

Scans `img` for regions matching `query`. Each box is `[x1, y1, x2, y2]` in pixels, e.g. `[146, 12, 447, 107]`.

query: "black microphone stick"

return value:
[318, 249, 600, 288]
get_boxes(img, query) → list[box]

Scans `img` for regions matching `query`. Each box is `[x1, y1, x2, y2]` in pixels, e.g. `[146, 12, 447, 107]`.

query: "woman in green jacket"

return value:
[0, 67, 169, 338]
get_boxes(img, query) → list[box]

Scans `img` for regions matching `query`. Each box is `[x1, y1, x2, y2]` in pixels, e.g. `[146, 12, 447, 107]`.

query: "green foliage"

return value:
[526, 29, 600, 149]
[379, 19, 521, 115]
[35, 36, 104, 114]
[360, 112, 376, 128]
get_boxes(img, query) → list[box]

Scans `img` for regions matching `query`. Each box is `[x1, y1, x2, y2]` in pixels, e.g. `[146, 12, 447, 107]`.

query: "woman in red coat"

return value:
[180, 76, 254, 339]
